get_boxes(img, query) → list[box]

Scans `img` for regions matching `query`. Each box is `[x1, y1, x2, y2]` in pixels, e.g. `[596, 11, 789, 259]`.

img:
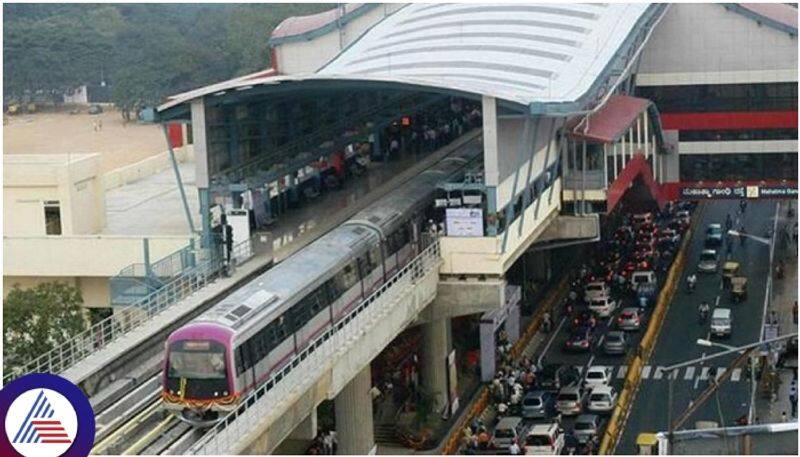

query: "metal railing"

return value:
[188, 239, 442, 455]
[3, 234, 266, 385]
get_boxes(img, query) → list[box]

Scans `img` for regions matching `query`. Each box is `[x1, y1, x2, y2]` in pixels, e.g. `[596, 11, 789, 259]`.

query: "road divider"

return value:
[599, 202, 705, 454]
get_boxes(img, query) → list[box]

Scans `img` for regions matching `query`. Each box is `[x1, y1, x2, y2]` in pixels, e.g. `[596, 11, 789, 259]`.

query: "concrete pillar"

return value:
[290, 408, 318, 440]
[335, 365, 374, 455]
[483, 95, 500, 236]
[603, 143, 609, 188]
[422, 317, 452, 412]
[613, 142, 618, 181]
[644, 110, 650, 160]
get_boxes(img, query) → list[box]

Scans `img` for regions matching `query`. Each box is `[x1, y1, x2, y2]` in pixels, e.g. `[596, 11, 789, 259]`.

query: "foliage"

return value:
[3, 4, 332, 109]
[3, 282, 87, 374]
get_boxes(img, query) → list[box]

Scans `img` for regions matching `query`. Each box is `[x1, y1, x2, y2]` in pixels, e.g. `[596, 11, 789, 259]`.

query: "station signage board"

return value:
[446, 208, 484, 237]
[680, 184, 797, 200]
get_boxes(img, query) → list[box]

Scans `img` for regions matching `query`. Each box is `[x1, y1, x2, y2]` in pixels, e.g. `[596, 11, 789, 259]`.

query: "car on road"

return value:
[631, 270, 657, 286]
[523, 422, 565, 455]
[636, 282, 658, 308]
[492, 416, 524, 451]
[584, 281, 610, 301]
[603, 331, 628, 355]
[538, 365, 581, 391]
[573, 414, 600, 444]
[710, 308, 732, 337]
[705, 223, 724, 247]
[583, 366, 612, 390]
[588, 386, 618, 413]
[564, 329, 594, 352]
[697, 249, 719, 273]
[617, 307, 644, 331]
[521, 391, 556, 420]
[570, 310, 597, 331]
[556, 385, 584, 416]
[588, 296, 618, 317]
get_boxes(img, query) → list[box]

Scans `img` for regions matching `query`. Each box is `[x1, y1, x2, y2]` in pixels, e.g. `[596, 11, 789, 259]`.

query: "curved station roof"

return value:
[158, 3, 667, 118]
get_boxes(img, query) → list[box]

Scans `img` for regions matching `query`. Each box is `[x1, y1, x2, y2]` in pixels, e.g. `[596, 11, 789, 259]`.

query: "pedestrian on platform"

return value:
[543, 311, 552, 333]
[793, 301, 797, 325]
[789, 379, 797, 417]
[781, 411, 788, 422]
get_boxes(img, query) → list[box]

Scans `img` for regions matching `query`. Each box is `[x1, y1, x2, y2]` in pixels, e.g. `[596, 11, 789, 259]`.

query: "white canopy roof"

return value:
[158, 3, 661, 114]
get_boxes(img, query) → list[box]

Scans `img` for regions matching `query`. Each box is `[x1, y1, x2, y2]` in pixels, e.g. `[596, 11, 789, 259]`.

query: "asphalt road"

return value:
[617, 200, 778, 453]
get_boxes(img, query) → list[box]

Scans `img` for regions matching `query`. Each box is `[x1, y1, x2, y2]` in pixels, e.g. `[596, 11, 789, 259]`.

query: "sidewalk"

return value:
[754, 200, 797, 424]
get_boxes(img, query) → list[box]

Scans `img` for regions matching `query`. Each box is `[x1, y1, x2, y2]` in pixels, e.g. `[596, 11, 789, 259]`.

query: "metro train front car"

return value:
[162, 323, 237, 427]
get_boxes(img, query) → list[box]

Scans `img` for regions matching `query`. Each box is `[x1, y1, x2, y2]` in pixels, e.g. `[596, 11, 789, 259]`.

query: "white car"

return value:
[584, 281, 610, 301]
[588, 297, 617, 317]
[710, 308, 732, 337]
[587, 385, 618, 413]
[698, 249, 719, 273]
[524, 422, 565, 455]
[583, 366, 612, 390]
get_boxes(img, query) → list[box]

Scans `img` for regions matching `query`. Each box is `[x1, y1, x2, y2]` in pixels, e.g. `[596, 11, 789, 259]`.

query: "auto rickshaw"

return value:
[722, 261, 740, 288]
[731, 276, 748, 302]
[636, 433, 661, 455]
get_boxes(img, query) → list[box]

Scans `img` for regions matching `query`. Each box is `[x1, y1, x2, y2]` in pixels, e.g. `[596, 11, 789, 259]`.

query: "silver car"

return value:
[573, 414, 600, 444]
[556, 386, 584, 416]
[521, 390, 555, 420]
[617, 307, 643, 331]
[698, 249, 718, 273]
[603, 331, 627, 355]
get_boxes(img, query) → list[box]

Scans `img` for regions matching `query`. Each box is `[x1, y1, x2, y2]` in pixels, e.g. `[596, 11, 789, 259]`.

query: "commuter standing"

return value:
[789, 379, 797, 418]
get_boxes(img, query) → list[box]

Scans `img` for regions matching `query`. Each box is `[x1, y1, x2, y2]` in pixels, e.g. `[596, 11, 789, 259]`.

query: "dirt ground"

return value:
[3, 107, 166, 173]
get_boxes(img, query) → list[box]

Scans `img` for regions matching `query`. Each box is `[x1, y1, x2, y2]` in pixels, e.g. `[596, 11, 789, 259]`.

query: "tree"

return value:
[3, 282, 87, 374]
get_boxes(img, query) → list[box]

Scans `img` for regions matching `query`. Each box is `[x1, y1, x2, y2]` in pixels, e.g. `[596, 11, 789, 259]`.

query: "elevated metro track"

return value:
[76, 130, 482, 454]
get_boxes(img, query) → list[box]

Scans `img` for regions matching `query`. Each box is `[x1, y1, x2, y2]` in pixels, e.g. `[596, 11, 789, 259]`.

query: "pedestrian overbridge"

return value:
[187, 240, 443, 455]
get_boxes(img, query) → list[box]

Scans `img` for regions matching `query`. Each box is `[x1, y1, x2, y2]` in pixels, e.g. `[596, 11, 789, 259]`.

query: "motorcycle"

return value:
[698, 307, 709, 325]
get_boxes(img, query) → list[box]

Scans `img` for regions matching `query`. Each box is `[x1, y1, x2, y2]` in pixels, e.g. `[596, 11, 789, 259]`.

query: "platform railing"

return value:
[3, 234, 264, 385]
[188, 239, 442, 455]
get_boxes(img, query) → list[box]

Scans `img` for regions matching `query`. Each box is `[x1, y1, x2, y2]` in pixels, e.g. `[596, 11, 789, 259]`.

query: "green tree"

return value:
[3, 282, 87, 374]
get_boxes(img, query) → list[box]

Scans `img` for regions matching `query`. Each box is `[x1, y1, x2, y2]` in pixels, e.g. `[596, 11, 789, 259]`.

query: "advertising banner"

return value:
[445, 208, 484, 237]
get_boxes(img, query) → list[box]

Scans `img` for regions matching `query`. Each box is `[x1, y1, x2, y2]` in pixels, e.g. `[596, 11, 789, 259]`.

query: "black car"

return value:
[538, 364, 581, 391]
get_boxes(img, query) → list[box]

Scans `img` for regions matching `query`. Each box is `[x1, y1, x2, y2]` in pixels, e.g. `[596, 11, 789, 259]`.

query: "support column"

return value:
[636, 115, 642, 152]
[581, 140, 587, 215]
[629, 126, 635, 156]
[644, 110, 650, 159]
[621, 135, 627, 169]
[482, 95, 500, 236]
[190, 99, 211, 248]
[335, 366, 374, 455]
[603, 143, 609, 188]
[422, 317, 452, 413]
[290, 408, 318, 441]
[613, 142, 618, 181]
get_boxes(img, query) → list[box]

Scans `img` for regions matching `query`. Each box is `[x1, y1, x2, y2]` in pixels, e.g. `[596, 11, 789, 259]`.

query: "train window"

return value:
[334, 261, 360, 296]
[235, 347, 245, 375]
[368, 246, 382, 271]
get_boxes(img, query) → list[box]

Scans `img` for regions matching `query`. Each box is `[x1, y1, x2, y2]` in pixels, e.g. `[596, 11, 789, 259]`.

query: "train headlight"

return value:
[223, 391, 229, 396]
[214, 391, 219, 397]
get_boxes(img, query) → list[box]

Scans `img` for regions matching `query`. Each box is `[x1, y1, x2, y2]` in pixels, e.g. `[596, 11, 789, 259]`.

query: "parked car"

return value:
[573, 414, 600, 444]
[603, 331, 628, 355]
[583, 366, 612, 390]
[522, 391, 556, 420]
[617, 307, 644, 331]
[584, 281, 610, 301]
[588, 296, 618, 317]
[710, 308, 732, 337]
[556, 386, 584, 416]
[587, 386, 618, 414]
[705, 223, 724, 247]
[564, 329, 594, 352]
[524, 422, 565, 455]
[492, 416, 524, 450]
[538, 365, 582, 391]
[698, 249, 719, 273]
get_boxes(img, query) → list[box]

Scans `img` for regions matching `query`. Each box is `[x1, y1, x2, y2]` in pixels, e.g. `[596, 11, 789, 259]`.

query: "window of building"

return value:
[636, 83, 797, 112]
[679, 129, 798, 142]
[43, 201, 62, 235]
[679, 153, 797, 181]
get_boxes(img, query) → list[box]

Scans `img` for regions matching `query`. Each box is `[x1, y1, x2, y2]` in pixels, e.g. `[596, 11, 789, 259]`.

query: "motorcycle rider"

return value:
[687, 273, 697, 293]
[698, 301, 710, 323]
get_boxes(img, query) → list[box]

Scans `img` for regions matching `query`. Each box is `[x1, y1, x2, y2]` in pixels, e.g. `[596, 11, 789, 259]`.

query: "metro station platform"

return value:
[64, 131, 482, 398]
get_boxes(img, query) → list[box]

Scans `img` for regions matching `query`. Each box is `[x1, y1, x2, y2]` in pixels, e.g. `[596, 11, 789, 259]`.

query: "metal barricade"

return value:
[3, 233, 266, 385]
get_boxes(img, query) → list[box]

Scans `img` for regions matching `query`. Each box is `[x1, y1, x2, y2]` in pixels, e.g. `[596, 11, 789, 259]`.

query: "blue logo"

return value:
[0, 374, 94, 457]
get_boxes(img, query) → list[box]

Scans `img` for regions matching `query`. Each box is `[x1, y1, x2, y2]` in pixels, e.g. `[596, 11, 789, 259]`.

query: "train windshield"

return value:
[167, 340, 227, 380]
